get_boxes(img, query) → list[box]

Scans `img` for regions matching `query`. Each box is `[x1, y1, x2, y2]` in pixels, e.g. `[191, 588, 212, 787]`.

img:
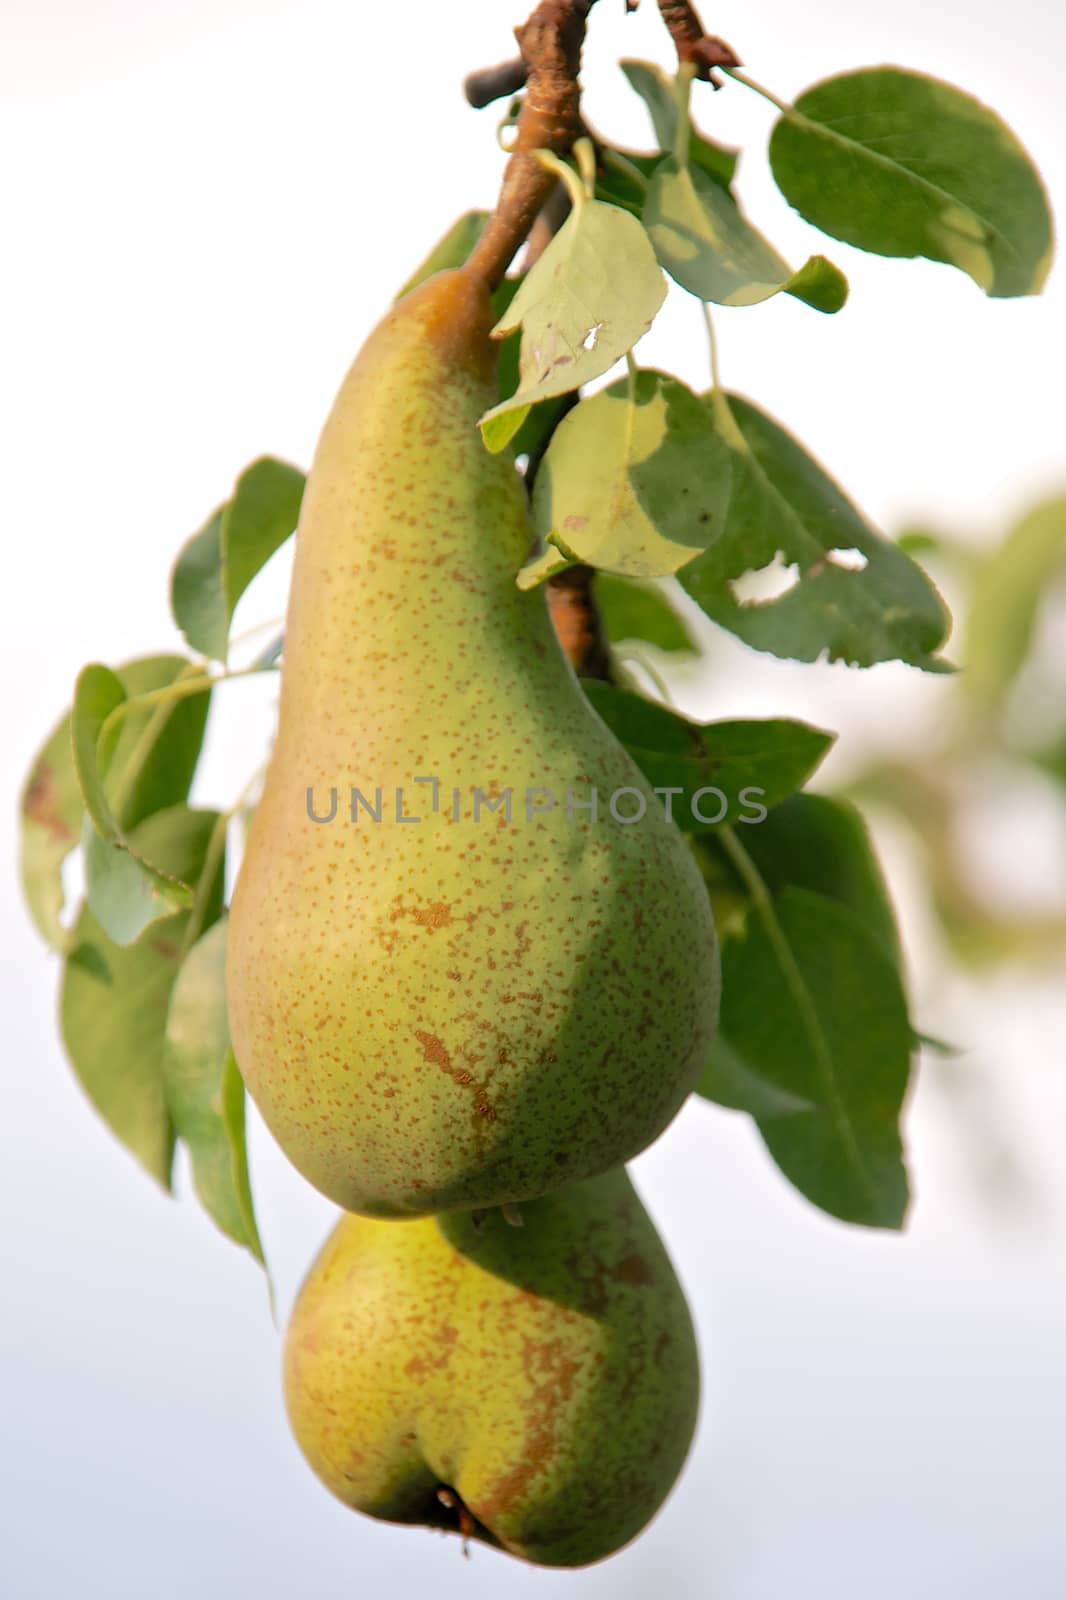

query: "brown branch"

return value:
[464, 5, 618, 683]
[465, 0, 599, 291]
[656, 0, 740, 85]
[547, 565, 614, 681]
[514, 172, 606, 681]
[464, 58, 528, 109]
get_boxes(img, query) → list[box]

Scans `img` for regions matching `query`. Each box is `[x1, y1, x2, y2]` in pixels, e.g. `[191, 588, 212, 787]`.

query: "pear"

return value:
[227, 266, 719, 1216]
[283, 1167, 700, 1568]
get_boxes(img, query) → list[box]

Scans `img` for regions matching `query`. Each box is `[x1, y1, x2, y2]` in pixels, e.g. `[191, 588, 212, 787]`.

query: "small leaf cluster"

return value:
[476, 56, 1049, 671]
[19, 462, 306, 1269]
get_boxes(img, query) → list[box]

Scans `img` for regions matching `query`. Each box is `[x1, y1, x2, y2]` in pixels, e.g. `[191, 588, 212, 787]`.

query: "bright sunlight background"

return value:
[3, 2, 1065, 1595]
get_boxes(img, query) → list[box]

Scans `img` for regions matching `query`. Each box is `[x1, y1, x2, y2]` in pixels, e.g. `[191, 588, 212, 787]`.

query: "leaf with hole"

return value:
[479, 200, 666, 451]
[679, 393, 952, 669]
[495, 273, 573, 465]
[769, 67, 1054, 297]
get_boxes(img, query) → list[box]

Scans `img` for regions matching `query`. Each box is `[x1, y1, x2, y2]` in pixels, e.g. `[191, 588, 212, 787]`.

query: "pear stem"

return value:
[465, 0, 599, 291]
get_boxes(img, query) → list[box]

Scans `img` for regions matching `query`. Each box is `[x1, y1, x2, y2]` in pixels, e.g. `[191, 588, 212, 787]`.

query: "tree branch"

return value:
[465, 0, 599, 291]
[465, 4, 617, 682]
[513, 194, 612, 684]
[656, 0, 740, 85]
[546, 566, 614, 681]
[464, 58, 528, 110]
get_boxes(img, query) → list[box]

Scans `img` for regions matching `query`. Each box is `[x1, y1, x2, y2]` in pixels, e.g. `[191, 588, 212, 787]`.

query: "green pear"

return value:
[284, 1167, 700, 1567]
[227, 266, 719, 1216]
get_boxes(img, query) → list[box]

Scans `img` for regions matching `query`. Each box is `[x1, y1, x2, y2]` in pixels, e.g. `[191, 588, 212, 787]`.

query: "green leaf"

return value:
[1032, 734, 1066, 789]
[71, 664, 197, 944]
[769, 67, 1054, 298]
[963, 493, 1066, 708]
[513, 396, 573, 464]
[896, 529, 946, 560]
[19, 655, 210, 951]
[595, 574, 696, 654]
[220, 1052, 265, 1263]
[171, 509, 226, 660]
[679, 393, 951, 669]
[59, 805, 225, 1187]
[699, 880, 913, 1228]
[698, 1034, 815, 1119]
[396, 211, 490, 297]
[171, 458, 304, 662]
[523, 370, 733, 583]
[726, 792, 904, 966]
[68, 942, 112, 983]
[495, 279, 573, 465]
[164, 918, 264, 1261]
[107, 656, 212, 831]
[83, 820, 186, 947]
[479, 199, 667, 450]
[584, 682, 834, 829]
[693, 798, 912, 1225]
[594, 149, 658, 218]
[620, 59, 738, 185]
[482, 404, 532, 455]
[71, 663, 127, 836]
[223, 457, 305, 621]
[645, 157, 848, 312]
[19, 709, 84, 950]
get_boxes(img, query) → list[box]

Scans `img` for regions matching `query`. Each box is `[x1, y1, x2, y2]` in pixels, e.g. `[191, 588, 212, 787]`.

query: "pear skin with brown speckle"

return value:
[283, 1167, 700, 1567]
[227, 267, 719, 1216]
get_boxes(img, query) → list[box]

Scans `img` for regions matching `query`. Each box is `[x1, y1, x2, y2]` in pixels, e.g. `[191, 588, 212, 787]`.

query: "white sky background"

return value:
[2, 2, 1065, 1596]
